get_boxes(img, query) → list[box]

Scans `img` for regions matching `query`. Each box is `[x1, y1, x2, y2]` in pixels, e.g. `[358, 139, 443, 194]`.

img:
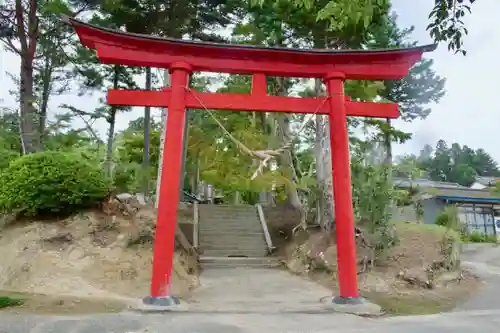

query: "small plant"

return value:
[432, 205, 462, 271]
[0, 151, 111, 216]
[350, 142, 399, 259]
[462, 231, 498, 243]
[0, 296, 23, 309]
[434, 206, 460, 229]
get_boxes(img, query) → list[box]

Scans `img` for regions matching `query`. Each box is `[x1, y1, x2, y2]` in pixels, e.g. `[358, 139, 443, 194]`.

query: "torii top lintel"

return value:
[63, 16, 436, 80]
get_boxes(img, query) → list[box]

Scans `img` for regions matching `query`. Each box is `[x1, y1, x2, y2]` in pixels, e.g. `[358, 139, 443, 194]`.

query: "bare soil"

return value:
[0, 291, 127, 315]
[281, 222, 481, 315]
[0, 201, 199, 315]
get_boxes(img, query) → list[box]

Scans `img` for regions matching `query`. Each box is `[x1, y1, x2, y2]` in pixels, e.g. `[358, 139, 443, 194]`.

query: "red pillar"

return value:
[324, 72, 360, 299]
[150, 62, 191, 297]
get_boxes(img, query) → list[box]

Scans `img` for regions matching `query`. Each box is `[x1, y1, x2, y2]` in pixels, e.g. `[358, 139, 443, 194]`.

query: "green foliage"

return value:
[427, 0, 475, 55]
[255, 0, 476, 54]
[434, 205, 461, 231]
[0, 151, 111, 216]
[351, 142, 398, 251]
[418, 140, 499, 186]
[463, 231, 498, 244]
[435, 211, 451, 227]
[0, 296, 23, 309]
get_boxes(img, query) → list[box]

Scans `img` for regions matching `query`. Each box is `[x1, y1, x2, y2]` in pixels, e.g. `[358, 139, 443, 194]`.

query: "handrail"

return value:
[193, 202, 199, 248]
[255, 204, 275, 253]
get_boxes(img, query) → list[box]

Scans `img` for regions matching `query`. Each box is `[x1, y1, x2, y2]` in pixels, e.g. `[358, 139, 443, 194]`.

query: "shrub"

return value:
[434, 211, 450, 227]
[434, 205, 460, 230]
[0, 296, 23, 308]
[463, 231, 498, 243]
[0, 151, 111, 216]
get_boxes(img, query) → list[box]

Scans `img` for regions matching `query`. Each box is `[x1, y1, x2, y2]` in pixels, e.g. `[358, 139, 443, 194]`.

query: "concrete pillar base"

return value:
[323, 296, 383, 316]
[130, 296, 187, 313]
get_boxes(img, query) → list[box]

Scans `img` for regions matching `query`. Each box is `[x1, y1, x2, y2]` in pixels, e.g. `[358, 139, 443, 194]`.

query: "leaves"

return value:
[427, 0, 475, 55]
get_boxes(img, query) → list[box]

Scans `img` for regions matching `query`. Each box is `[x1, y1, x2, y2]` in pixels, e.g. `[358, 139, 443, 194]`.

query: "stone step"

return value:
[200, 245, 267, 251]
[200, 256, 281, 268]
[198, 205, 258, 211]
[200, 237, 266, 243]
[201, 230, 264, 235]
[199, 209, 258, 214]
[200, 246, 268, 252]
[200, 219, 261, 224]
[199, 233, 267, 240]
[200, 244, 268, 251]
[200, 214, 259, 219]
[201, 249, 269, 257]
[199, 224, 263, 234]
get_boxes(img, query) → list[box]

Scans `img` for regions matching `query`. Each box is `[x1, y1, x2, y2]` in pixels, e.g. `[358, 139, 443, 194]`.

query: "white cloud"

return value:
[391, 0, 500, 160]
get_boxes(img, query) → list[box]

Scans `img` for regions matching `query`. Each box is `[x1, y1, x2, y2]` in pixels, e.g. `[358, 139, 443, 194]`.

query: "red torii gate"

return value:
[64, 16, 435, 307]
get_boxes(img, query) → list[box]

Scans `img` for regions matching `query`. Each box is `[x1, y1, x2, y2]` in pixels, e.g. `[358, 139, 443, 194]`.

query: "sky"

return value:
[1, 1, 499, 160]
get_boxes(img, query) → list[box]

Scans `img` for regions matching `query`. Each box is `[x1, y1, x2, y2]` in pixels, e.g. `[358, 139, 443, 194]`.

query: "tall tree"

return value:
[417, 140, 500, 186]
[255, 0, 477, 54]
[0, 0, 90, 153]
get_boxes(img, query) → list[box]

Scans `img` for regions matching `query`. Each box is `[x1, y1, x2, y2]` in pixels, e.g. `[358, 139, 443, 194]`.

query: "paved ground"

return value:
[2, 246, 500, 332]
[455, 243, 500, 312]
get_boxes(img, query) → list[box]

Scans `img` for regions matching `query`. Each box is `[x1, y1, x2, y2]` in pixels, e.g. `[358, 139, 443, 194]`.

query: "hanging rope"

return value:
[185, 87, 329, 179]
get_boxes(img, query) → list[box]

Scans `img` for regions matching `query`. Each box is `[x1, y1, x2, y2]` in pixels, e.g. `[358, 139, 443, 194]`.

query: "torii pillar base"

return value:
[323, 296, 382, 316]
[131, 296, 186, 313]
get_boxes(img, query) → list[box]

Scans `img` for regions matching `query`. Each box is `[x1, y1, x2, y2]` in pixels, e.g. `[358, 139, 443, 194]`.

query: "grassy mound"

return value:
[282, 221, 479, 316]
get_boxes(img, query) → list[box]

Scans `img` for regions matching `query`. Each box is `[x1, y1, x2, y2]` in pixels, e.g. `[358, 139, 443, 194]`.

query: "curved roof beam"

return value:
[63, 16, 437, 80]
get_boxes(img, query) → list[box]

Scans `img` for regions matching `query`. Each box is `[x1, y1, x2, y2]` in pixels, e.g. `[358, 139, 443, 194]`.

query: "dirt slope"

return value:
[282, 222, 480, 315]
[0, 208, 198, 305]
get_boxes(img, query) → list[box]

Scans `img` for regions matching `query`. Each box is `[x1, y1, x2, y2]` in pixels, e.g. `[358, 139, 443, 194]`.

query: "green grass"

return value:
[363, 292, 460, 316]
[395, 221, 461, 241]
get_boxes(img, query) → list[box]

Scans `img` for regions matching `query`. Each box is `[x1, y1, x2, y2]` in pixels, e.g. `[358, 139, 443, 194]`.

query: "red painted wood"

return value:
[251, 74, 267, 96]
[62, 18, 433, 80]
[107, 89, 400, 118]
[95, 44, 415, 80]
[325, 73, 359, 298]
[149, 64, 190, 298]
[64, 15, 435, 301]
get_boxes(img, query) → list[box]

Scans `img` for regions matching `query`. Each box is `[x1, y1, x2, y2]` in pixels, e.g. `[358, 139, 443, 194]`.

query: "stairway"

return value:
[198, 205, 279, 268]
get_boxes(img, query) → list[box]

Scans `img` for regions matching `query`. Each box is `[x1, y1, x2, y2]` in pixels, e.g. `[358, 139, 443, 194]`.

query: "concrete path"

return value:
[187, 267, 335, 313]
[3, 306, 500, 332]
[3, 248, 500, 332]
[455, 244, 500, 312]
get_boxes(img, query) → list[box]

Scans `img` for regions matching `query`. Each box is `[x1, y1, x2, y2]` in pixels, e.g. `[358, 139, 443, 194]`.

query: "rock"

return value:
[434, 270, 464, 287]
[42, 232, 74, 244]
[0, 212, 18, 229]
[286, 256, 305, 274]
[397, 267, 433, 289]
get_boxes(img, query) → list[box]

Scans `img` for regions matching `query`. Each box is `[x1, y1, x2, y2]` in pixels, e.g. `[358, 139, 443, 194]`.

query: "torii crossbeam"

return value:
[64, 16, 436, 308]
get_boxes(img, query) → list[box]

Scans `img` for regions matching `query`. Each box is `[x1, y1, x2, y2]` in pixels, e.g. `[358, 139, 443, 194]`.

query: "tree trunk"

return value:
[16, 0, 40, 154]
[274, 78, 304, 227]
[38, 60, 52, 150]
[314, 78, 335, 231]
[19, 60, 39, 153]
[142, 66, 152, 200]
[276, 113, 301, 208]
[155, 70, 170, 209]
[105, 65, 119, 177]
[383, 118, 393, 167]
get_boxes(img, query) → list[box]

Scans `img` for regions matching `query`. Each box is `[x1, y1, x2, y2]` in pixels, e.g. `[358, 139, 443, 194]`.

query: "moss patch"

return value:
[0, 295, 24, 309]
[0, 291, 126, 315]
